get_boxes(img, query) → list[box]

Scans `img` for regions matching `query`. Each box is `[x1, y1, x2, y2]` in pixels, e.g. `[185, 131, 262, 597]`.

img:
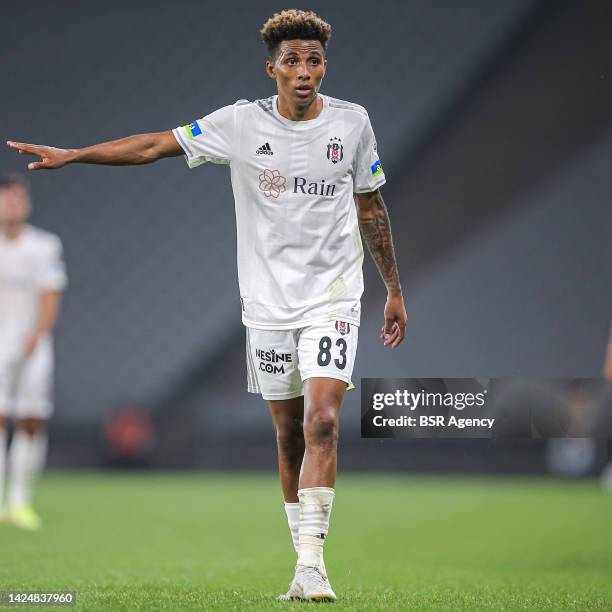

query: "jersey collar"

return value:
[272, 94, 329, 129]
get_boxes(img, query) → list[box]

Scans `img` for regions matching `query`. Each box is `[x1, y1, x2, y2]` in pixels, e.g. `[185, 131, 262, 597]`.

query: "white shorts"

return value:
[0, 338, 54, 420]
[246, 320, 359, 400]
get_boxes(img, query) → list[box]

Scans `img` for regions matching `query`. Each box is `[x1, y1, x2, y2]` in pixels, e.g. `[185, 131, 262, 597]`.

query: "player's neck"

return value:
[1, 222, 26, 241]
[276, 94, 323, 122]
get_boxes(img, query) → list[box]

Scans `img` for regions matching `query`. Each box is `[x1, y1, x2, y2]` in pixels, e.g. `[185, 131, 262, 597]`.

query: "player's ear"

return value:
[265, 59, 276, 80]
[321, 58, 327, 79]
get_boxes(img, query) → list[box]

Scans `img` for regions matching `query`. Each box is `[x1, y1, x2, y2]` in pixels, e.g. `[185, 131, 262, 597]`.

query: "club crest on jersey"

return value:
[327, 137, 343, 164]
[335, 321, 351, 335]
[259, 169, 287, 198]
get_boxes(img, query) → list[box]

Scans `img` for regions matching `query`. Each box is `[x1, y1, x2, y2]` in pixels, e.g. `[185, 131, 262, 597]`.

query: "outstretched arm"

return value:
[354, 189, 407, 348]
[7, 130, 183, 170]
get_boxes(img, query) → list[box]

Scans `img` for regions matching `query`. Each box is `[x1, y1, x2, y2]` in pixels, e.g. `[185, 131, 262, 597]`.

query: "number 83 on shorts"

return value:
[246, 320, 359, 400]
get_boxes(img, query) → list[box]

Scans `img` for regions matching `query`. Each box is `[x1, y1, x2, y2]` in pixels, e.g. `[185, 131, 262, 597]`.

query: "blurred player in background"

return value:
[0, 175, 66, 530]
[6, 9, 407, 601]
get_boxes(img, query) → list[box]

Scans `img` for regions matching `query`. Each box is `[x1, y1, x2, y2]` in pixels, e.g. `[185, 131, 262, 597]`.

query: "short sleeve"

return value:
[39, 236, 67, 291]
[172, 104, 235, 168]
[353, 115, 386, 193]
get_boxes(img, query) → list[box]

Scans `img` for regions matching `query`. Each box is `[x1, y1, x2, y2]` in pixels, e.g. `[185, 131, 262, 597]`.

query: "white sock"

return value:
[31, 431, 48, 474]
[297, 487, 335, 569]
[0, 428, 7, 510]
[8, 430, 47, 508]
[284, 501, 300, 553]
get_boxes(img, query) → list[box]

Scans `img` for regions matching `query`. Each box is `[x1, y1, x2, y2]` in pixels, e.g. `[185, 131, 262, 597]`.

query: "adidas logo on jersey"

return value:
[256, 142, 273, 155]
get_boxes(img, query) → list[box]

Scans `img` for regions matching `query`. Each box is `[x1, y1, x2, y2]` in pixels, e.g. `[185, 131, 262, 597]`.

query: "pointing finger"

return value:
[7, 141, 38, 156]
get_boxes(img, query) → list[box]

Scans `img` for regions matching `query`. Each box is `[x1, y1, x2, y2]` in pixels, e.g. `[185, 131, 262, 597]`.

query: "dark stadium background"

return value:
[1, 0, 611, 472]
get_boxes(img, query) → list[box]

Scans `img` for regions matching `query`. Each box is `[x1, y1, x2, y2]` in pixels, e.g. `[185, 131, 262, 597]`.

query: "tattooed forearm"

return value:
[355, 190, 402, 294]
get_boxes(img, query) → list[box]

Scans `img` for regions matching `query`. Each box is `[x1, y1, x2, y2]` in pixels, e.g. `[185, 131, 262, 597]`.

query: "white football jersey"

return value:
[173, 94, 385, 329]
[0, 225, 67, 351]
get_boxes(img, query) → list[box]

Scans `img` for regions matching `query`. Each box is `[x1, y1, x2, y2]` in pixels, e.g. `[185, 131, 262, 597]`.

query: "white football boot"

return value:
[294, 564, 337, 602]
[277, 559, 332, 601]
[277, 571, 303, 601]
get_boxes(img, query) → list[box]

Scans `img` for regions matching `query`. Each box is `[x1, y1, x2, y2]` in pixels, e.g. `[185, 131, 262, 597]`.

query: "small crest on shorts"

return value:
[335, 321, 350, 335]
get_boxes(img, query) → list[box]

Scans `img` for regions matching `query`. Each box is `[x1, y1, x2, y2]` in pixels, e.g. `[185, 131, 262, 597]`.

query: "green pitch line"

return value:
[0, 473, 611, 610]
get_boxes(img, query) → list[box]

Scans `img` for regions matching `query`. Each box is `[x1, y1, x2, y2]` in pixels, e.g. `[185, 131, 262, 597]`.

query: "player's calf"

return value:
[0, 419, 7, 517]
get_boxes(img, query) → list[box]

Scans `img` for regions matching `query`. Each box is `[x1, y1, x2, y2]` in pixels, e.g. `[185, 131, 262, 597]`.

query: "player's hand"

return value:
[7, 141, 73, 170]
[380, 291, 407, 348]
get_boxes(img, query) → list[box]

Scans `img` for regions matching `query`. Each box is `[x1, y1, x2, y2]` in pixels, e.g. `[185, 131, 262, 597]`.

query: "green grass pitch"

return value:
[1, 473, 611, 610]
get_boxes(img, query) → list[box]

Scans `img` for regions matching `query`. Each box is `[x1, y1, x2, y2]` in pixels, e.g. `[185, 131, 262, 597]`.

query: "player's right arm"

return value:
[6, 131, 183, 170]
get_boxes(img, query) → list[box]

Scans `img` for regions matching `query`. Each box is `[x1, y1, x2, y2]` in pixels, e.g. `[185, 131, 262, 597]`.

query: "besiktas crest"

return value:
[335, 321, 350, 335]
[327, 137, 343, 164]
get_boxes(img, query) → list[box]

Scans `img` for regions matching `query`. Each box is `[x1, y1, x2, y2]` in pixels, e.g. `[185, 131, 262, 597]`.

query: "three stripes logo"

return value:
[256, 142, 274, 156]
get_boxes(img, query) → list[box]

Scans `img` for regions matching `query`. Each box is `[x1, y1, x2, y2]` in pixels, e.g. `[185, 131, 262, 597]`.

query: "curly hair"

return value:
[261, 9, 332, 58]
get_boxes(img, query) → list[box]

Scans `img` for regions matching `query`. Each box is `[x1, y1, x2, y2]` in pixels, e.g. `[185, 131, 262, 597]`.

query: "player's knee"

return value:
[16, 418, 45, 436]
[304, 407, 338, 446]
[0, 415, 7, 430]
